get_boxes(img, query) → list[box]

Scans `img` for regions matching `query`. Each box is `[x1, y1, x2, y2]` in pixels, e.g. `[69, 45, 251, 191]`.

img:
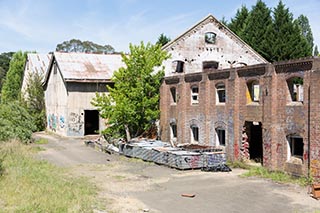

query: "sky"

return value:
[0, 0, 319, 54]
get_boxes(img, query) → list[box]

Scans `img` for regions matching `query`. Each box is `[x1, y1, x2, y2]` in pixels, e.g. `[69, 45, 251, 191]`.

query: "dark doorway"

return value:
[245, 121, 263, 163]
[84, 110, 99, 135]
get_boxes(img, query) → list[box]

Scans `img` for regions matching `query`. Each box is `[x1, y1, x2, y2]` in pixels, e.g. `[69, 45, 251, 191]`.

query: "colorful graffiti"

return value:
[59, 116, 65, 129]
[184, 155, 201, 169]
[48, 114, 57, 131]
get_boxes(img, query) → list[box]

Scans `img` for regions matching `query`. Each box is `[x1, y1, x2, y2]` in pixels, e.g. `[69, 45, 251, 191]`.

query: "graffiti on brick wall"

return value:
[59, 115, 65, 129]
[48, 114, 57, 131]
[263, 129, 272, 167]
[68, 112, 83, 134]
[240, 126, 250, 160]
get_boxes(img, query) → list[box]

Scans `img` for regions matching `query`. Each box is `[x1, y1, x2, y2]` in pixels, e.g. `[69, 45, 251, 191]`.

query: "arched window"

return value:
[190, 125, 199, 143]
[216, 83, 226, 103]
[215, 128, 226, 146]
[247, 80, 260, 102]
[287, 77, 303, 102]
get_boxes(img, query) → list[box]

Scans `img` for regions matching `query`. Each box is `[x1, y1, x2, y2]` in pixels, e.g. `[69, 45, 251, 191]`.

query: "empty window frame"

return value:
[287, 77, 303, 102]
[170, 87, 177, 104]
[170, 123, 177, 139]
[203, 61, 219, 70]
[191, 125, 199, 143]
[216, 128, 226, 146]
[287, 135, 303, 159]
[247, 80, 260, 102]
[216, 83, 226, 103]
[172, 60, 184, 73]
[205, 32, 217, 44]
[191, 86, 199, 104]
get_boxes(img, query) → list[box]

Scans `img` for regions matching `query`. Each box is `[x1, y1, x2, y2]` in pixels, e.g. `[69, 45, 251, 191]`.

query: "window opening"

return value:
[247, 81, 260, 102]
[191, 86, 199, 104]
[191, 125, 199, 143]
[287, 77, 303, 102]
[172, 60, 184, 73]
[170, 87, 177, 103]
[205, 32, 217, 44]
[288, 135, 303, 159]
[216, 128, 225, 146]
[216, 83, 226, 103]
[203, 61, 219, 70]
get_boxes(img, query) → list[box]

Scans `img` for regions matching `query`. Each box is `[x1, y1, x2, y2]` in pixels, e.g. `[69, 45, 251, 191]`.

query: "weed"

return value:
[34, 138, 48, 145]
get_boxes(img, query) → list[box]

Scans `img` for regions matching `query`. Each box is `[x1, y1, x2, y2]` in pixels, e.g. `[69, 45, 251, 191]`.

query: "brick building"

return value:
[159, 14, 320, 178]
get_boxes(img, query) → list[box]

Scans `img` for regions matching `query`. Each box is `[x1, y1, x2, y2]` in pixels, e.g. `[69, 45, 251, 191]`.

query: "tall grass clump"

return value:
[0, 141, 98, 212]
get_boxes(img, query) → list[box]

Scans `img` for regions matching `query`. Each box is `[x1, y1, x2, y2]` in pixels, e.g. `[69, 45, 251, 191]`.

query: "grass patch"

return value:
[0, 141, 100, 212]
[241, 166, 310, 186]
[34, 138, 48, 144]
[227, 160, 252, 170]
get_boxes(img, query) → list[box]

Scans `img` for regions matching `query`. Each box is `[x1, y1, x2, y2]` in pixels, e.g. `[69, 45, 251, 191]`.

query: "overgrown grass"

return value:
[241, 166, 311, 186]
[34, 138, 48, 144]
[227, 160, 252, 170]
[0, 141, 100, 212]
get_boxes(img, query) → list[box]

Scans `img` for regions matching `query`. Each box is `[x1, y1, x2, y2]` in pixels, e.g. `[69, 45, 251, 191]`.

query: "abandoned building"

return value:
[21, 53, 52, 98]
[159, 14, 320, 178]
[43, 52, 124, 137]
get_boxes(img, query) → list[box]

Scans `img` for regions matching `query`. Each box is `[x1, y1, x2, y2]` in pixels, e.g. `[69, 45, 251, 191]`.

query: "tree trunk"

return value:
[124, 124, 131, 142]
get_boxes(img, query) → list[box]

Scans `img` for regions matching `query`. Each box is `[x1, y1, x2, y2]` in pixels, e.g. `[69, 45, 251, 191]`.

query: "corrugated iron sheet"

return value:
[54, 52, 125, 81]
[27, 53, 51, 75]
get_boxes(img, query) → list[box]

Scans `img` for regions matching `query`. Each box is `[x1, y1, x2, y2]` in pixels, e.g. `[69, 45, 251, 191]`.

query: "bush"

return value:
[0, 101, 36, 142]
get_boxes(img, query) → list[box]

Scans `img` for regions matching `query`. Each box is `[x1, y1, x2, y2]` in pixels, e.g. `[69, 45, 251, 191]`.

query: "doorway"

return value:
[84, 110, 99, 135]
[245, 121, 263, 163]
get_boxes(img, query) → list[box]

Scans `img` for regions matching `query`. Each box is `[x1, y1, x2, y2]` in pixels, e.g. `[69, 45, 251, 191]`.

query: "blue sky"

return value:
[0, 0, 319, 54]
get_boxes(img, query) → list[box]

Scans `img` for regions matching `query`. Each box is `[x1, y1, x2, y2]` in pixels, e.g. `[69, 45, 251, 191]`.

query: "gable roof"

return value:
[26, 53, 52, 75]
[162, 14, 268, 64]
[43, 52, 124, 85]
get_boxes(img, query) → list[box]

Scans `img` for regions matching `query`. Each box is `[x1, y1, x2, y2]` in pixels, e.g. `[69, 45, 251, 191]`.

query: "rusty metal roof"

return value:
[27, 53, 51, 75]
[54, 52, 124, 81]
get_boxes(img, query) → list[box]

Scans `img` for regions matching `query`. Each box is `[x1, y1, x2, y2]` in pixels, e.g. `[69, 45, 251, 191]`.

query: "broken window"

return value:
[170, 87, 177, 104]
[287, 135, 303, 159]
[191, 125, 199, 143]
[216, 83, 226, 103]
[216, 128, 226, 146]
[191, 86, 199, 105]
[172, 60, 184, 73]
[205, 32, 216, 44]
[247, 80, 260, 102]
[287, 77, 303, 102]
[171, 123, 177, 138]
[203, 61, 219, 70]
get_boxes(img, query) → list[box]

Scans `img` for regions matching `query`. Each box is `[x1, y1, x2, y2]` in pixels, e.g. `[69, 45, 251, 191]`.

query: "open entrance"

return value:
[244, 121, 263, 163]
[84, 110, 99, 135]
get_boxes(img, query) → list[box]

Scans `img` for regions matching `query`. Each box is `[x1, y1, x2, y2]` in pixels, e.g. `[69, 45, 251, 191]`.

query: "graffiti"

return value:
[207, 153, 226, 166]
[59, 116, 65, 129]
[68, 112, 83, 134]
[234, 143, 239, 159]
[184, 155, 201, 169]
[263, 128, 272, 167]
[240, 126, 250, 160]
[48, 114, 57, 131]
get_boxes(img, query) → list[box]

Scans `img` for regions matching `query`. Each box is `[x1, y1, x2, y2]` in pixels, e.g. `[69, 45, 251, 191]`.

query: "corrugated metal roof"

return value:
[54, 52, 124, 81]
[27, 53, 51, 75]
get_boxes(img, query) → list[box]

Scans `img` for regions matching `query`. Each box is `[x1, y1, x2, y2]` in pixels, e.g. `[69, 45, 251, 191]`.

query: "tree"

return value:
[92, 42, 170, 141]
[241, 0, 274, 61]
[22, 71, 46, 131]
[1, 51, 27, 103]
[272, 1, 310, 61]
[0, 52, 14, 94]
[294, 15, 313, 56]
[220, 16, 228, 26]
[228, 5, 249, 37]
[0, 101, 36, 142]
[156, 33, 171, 47]
[314, 45, 319, 56]
[56, 39, 115, 53]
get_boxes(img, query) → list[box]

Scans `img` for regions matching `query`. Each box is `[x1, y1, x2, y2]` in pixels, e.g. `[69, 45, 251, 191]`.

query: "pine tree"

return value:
[241, 0, 274, 61]
[1, 51, 27, 103]
[314, 45, 319, 56]
[92, 42, 170, 140]
[156, 33, 171, 47]
[294, 15, 314, 56]
[228, 5, 249, 37]
[272, 1, 310, 61]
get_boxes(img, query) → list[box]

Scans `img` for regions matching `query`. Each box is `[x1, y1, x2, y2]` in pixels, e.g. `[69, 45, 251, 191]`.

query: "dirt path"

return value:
[33, 132, 320, 213]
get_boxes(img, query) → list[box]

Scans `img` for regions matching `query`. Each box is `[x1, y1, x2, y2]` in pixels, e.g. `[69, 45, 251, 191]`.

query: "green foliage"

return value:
[56, 39, 115, 53]
[241, 0, 274, 61]
[92, 42, 170, 140]
[228, 5, 249, 37]
[314, 45, 319, 56]
[294, 14, 314, 55]
[0, 141, 98, 212]
[227, 160, 251, 170]
[0, 101, 36, 142]
[22, 71, 46, 131]
[272, 1, 310, 61]
[1, 51, 27, 104]
[242, 166, 310, 186]
[156, 33, 171, 47]
[0, 52, 14, 94]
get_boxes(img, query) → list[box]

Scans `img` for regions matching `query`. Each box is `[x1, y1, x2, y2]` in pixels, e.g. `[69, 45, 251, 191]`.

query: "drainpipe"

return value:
[307, 85, 311, 182]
